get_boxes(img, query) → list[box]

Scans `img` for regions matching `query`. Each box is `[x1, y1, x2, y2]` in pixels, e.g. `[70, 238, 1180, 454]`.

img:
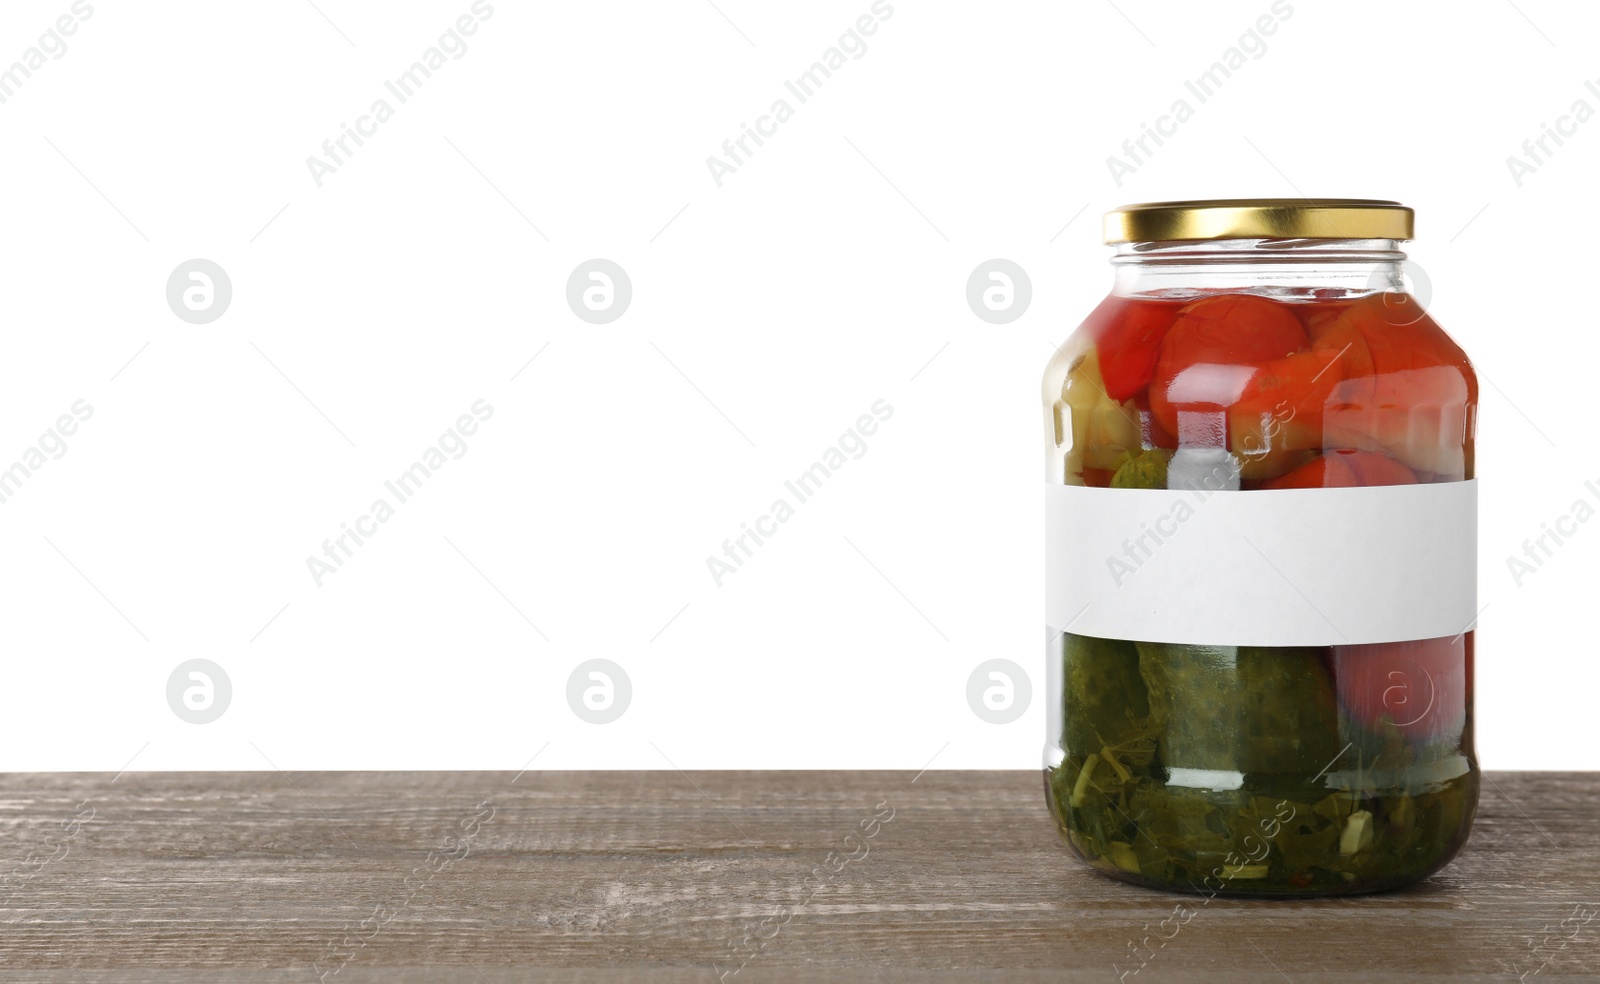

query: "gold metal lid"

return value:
[1103, 199, 1413, 244]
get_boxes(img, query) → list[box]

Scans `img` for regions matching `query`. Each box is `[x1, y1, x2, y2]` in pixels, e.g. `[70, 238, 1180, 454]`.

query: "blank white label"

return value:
[1045, 480, 1477, 647]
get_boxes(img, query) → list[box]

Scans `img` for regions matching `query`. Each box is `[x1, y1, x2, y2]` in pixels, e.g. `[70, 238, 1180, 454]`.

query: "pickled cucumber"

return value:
[1135, 641, 1341, 776]
[1062, 633, 1151, 758]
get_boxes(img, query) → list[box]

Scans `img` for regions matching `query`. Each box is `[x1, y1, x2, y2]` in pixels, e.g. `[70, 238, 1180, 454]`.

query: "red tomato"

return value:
[1149, 295, 1308, 439]
[1330, 449, 1416, 486]
[1331, 636, 1467, 741]
[1081, 297, 1185, 402]
[1081, 467, 1117, 488]
[1157, 295, 1307, 367]
[1318, 295, 1477, 475]
[1343, 292, 1472, 378]
[1260, 455, 1357, 489]
[1260, 449, 1416, 489]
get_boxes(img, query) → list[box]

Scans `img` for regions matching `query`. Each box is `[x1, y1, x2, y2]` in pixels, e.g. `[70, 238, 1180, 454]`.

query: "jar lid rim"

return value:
[1104, 199, 1414, 244]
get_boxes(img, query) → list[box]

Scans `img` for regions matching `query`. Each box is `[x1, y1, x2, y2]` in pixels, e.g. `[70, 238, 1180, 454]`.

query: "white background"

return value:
[0, 0, 1594, 771]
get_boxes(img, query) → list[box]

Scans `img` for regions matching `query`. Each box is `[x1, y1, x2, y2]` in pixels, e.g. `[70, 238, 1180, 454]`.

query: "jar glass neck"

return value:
[1111, 238, 1406, 298]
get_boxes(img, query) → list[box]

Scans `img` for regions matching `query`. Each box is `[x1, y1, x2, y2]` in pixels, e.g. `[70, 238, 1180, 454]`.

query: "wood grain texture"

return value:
[0, 771, 1594, 982]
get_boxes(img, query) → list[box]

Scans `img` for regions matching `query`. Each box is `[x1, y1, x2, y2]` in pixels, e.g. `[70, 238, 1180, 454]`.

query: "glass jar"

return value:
[1042, 200, 1478, 896]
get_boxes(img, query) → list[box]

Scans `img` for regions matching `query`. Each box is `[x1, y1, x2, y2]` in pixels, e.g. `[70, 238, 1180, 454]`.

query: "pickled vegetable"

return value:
[1110, 448, 1172, 490]
[1136, 642, 1341, 775]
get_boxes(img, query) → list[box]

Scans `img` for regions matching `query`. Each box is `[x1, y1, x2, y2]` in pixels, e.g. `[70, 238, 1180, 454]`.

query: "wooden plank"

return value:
[0, 771, 1594, 982]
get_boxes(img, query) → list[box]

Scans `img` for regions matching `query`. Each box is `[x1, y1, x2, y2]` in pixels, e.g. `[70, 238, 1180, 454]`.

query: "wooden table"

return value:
[0, 771, 1593, 981]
